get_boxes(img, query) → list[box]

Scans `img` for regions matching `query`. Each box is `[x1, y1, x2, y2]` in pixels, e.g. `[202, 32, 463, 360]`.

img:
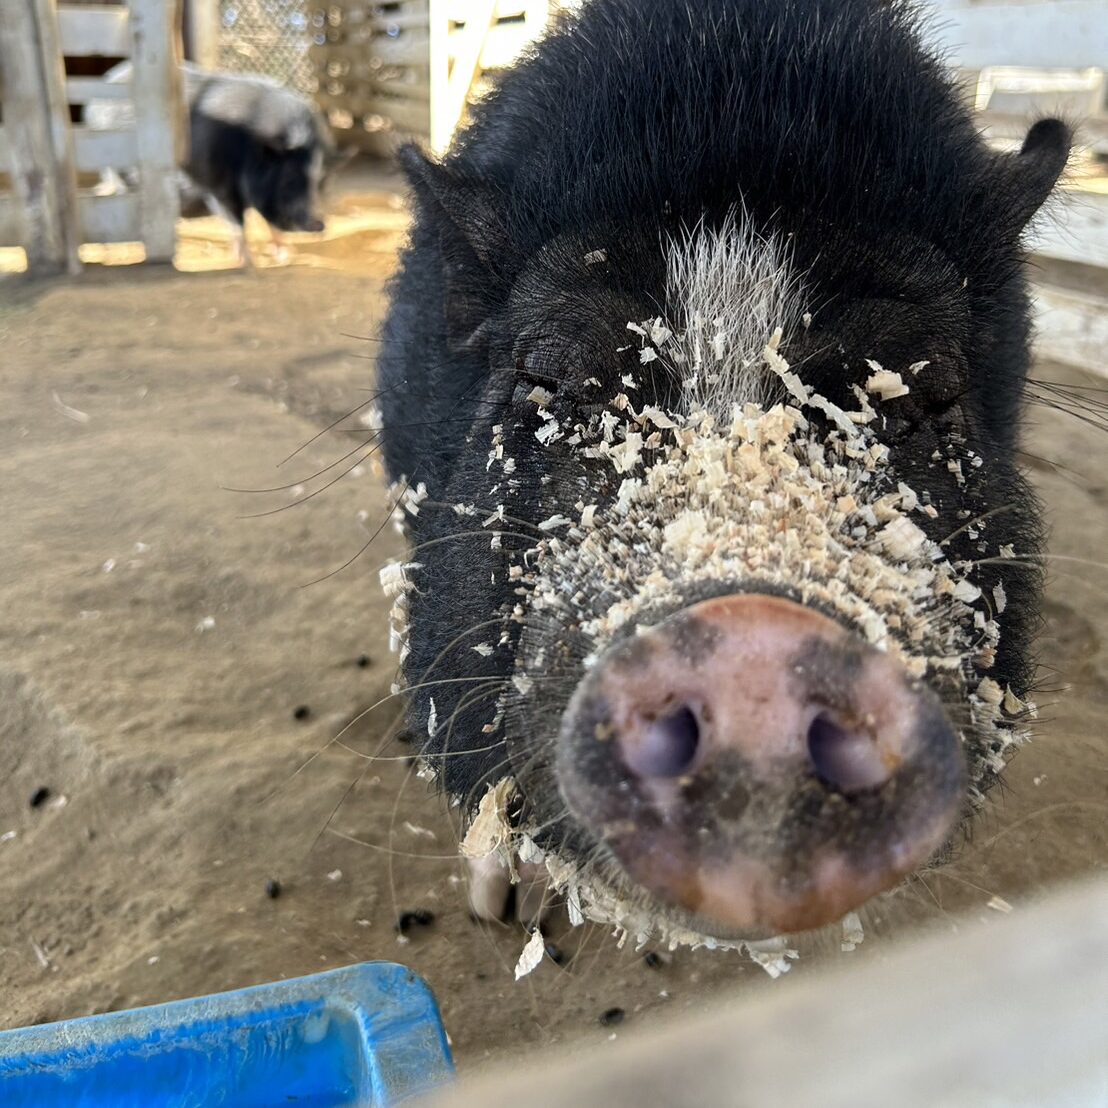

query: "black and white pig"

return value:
[88, 62, 332, 265]
[182, 65, 331, 264]
[375, 0, 1069, 946]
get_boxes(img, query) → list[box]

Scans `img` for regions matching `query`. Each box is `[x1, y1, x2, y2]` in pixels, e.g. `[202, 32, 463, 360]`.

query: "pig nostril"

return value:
[806, 711, 890, 794]
[631, 705, 701, 779]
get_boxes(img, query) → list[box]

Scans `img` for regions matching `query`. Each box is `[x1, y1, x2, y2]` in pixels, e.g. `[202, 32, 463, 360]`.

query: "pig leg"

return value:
[467, 854, 512, 921]
[207, 194, 251, 268]
[466, 855, 552, 926]
[266, 226, 291, 265]
[515, 865, 553, 929]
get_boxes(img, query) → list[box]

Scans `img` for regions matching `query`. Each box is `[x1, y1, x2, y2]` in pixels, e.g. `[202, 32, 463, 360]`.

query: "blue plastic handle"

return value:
[0, 961, 454, 1106]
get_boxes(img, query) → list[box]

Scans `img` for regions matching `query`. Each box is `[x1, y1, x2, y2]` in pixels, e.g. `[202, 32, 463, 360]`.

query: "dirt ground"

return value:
[0, 199, 1106, 1074]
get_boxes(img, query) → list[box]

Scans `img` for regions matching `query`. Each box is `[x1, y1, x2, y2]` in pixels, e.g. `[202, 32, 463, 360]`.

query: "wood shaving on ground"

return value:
[514, 928, 546, 980]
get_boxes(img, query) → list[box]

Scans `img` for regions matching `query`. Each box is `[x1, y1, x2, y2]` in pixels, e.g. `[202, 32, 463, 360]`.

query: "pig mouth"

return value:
[548, 592, 967, 938]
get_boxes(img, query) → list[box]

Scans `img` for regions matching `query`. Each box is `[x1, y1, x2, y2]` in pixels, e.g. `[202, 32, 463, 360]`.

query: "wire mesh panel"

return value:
[219, 0, 316, 94]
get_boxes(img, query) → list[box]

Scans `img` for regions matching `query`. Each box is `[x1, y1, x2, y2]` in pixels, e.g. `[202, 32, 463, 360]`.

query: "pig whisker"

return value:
[1015, 447, 1091, 486]
[938, 502, 1020, 548]
[324, 824, 462, 863]
[903, 871, 951, 919]
[306, 758, 375, 856]
[237, 443, 385, 519]
[417, 499, 554, 535]
[324, 730, 514, 767]
[1026, 379, 1108, 434]
[971, 553, 1108, 574]
[334, 675, 509, 741]
[385, 747, 429, 920]
[275, 389, 386, 468]
[972, 800, 1108, 856]
[224, 434, 383, 495]
[231, 413, 507, 504]
[436, 684, 510, 756]
[342, 614, 514, 770]
[926, 868, 1006, 903]
[300, 470, 421, 586]
[272, 672, 508, 801]
[403, 531, 542, 558]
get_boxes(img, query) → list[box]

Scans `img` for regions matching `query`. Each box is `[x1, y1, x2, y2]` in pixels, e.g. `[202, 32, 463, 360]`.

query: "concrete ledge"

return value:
[425, 877, 1108, 1107]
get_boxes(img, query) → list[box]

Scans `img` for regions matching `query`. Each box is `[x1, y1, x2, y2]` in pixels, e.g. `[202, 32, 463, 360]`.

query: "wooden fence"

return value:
[311, 0, 579, 156]
[0, 0, 184, 274]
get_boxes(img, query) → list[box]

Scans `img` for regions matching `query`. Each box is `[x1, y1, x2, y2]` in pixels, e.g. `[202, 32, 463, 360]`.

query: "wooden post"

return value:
[428, 0, 452, 156]
[129, 0, 184, 263]
[430, 0, 497, 156]
[525, 1, 551, 31]
[184, 0, 220, 69]
[0, 0, 82, 275]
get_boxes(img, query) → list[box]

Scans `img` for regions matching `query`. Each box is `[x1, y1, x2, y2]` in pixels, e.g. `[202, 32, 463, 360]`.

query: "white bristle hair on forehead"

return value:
[665, 212, 805, 417]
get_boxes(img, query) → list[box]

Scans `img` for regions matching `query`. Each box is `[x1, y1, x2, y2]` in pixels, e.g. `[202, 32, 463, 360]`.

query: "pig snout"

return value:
[301, 216, 325, 234]
[556, 593, 966, 936]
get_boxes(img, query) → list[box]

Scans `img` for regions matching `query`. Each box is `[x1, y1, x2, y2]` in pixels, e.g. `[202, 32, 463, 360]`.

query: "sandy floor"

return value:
[0, 208, 1105, 1072]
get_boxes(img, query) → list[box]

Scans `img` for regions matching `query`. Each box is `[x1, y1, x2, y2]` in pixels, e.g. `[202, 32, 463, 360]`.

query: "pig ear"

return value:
[991, 118, 1071, 235]
[398, 145, 513, 270]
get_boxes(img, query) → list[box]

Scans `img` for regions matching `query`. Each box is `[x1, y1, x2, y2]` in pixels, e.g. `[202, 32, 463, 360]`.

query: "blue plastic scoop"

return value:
[0, 961, 453, 1106]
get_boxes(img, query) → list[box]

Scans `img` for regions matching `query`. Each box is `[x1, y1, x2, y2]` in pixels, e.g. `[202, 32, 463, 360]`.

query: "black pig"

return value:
[376, 0, 1068, 944]
[87, 63, 332, 265]
[184, 66, 330, 265]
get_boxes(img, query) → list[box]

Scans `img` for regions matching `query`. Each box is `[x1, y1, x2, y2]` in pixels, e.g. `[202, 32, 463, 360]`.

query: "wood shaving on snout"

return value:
[840, 911, 865, 952]
[864, 360, 911, 401]
[461, 778, 517, 865]
[389, 310, 1030, 973]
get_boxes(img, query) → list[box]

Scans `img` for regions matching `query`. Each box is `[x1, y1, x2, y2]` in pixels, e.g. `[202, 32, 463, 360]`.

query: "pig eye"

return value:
[515, 348, 561, 384]
[509, 350, 562, 403]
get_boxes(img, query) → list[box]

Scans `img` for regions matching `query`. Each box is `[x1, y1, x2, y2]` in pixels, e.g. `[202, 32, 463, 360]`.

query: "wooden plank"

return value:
[184, 0, 220, 68]
[79, 192, 142, 242]
[128, 0, 184, 262]
[1032, 280, 1108, 376]
[442, 0, 497, 146]
[35, 0, 84, 268]
[370, 97, 431, 134]
[429, 0, 452, 153]
[2, 190, 144, 245]
[0, 196, 23, 246]
[0, 190, 144, 244]
[56, 5, 131, 58]
[475, 20, 542, 69]
[72, 128, 139, 171]
[1029, 189, 1108, 269]
[66, 75, 132, 104]
[430, 877, 1108, 1108]
[0, 0, 82, 272]
[926, 1, 1108, 70]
